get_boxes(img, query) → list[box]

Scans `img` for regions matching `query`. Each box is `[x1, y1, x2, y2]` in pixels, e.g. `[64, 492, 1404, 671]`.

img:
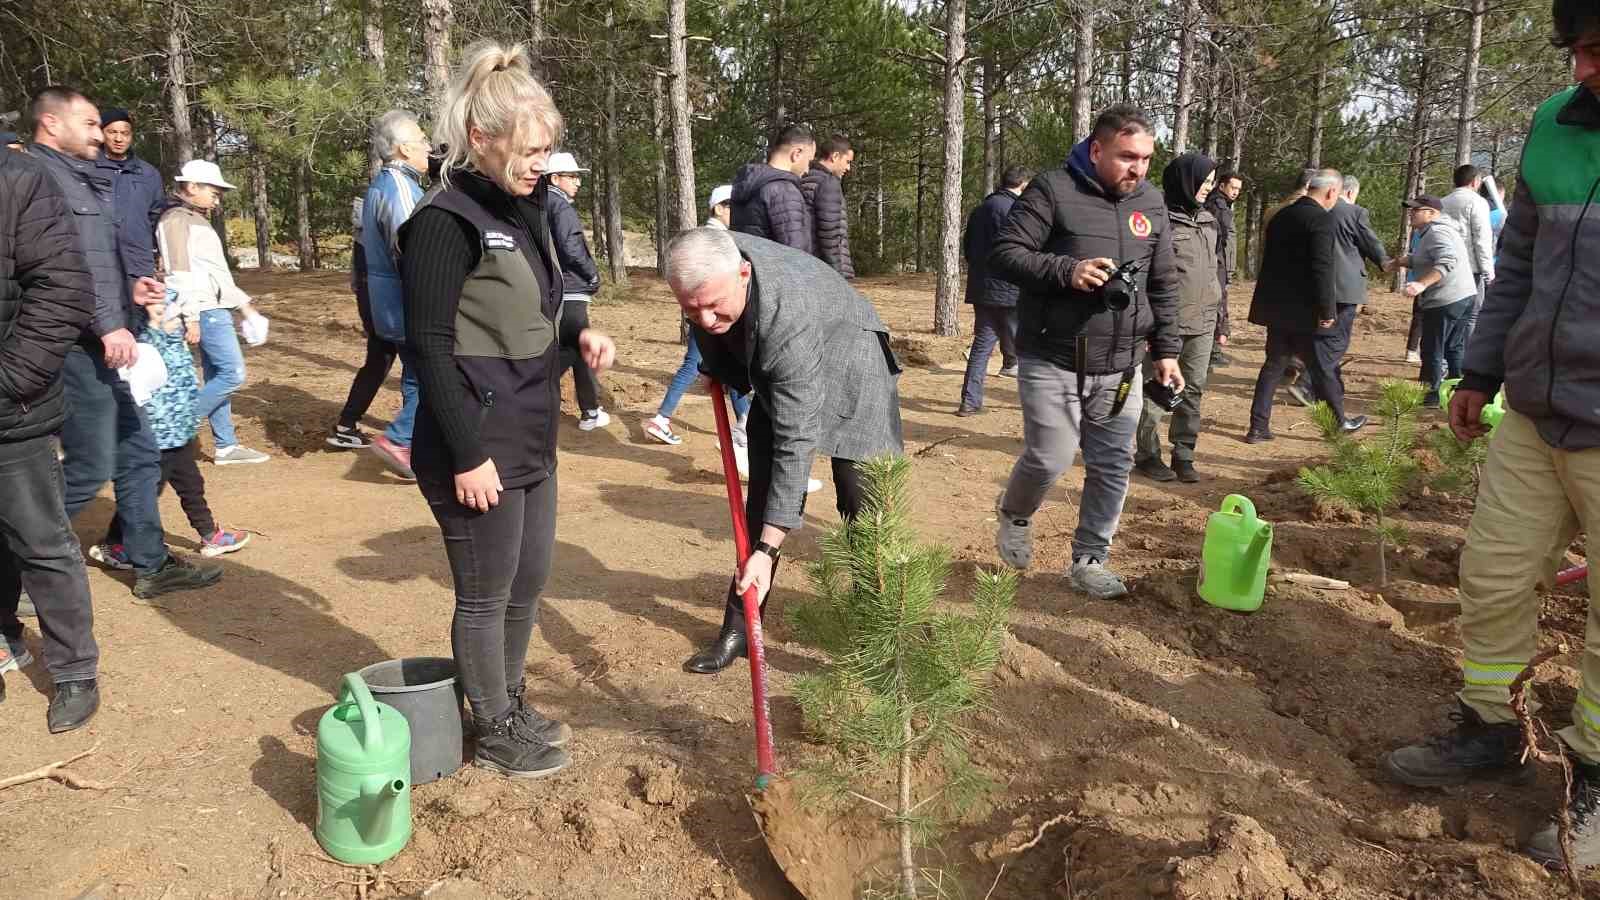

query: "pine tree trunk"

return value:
[1397, 25, 1432, 290]
[363, 0, 386, 175]
[769, 0, 786, 134]
[1245, 187, 1263, 278]
[652, 73, 669, 278]
[589, 172, 608, 264]
[914, 125, 926, 273]
[982, 55, 997, 191]
[1072, 4, 1095, 139]
[897, 718, 916, 898]
[1172, 0, 1198, 153]
[1376, 515, 1389, 586]
[876, 155, 885, 261]
[668, 0, 698, 231]
[1307, 57, 1326, 168]
[528, 0, 543, 71]
[1229, 78, 1248, 170]
[1119, 28, 1133, 104]
[295, 159, 313, 272]
[166, 15, 194, 165]
[602, 7, 627, 286]
[252, 151, 271, 270]
[933, 0, 967, 337]
[422, 0, 453, 104]
[1201, 39, 1219, 158]
[1456, 0, 1484, 165]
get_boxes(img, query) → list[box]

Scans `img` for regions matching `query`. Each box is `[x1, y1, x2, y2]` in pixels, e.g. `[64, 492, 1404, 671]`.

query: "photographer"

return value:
[988, 104, 1181, 601]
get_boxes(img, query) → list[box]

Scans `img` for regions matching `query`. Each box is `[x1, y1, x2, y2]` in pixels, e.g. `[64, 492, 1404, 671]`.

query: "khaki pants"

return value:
[1458, 408, 1600, 763]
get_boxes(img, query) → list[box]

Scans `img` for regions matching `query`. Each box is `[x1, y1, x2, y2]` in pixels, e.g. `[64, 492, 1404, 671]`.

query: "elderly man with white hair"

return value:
[667, 228, 904, 675]
[356, 109, 429, 479]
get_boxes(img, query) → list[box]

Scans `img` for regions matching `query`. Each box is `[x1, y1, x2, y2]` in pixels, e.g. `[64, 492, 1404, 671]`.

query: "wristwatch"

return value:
[752, 540, 782, 562]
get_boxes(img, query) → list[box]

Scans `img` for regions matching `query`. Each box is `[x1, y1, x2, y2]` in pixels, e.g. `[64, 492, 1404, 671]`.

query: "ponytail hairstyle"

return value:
[433, 40, 564, 190]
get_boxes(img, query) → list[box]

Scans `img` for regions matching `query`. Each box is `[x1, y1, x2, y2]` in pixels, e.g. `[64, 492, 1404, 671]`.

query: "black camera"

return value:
[1144, 377, 1182, 412]
[1100, 260, 1143, 311]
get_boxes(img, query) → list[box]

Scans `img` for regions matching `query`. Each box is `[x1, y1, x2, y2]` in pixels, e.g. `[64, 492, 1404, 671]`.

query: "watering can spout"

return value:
[359, 775, 407, 843]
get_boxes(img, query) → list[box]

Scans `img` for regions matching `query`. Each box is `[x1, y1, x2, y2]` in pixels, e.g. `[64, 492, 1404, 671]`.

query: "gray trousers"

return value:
[1000, 357, 1140, 563]
[1135, 333, 1214, 464]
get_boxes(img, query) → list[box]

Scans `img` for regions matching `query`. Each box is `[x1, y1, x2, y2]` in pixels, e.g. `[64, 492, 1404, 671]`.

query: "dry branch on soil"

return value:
[0, 742, 111, 792]
[1508, 645, 1582, 896]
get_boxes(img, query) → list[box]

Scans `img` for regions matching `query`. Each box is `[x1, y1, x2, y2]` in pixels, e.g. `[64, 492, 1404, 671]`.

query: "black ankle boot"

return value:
[507, 680, 571, 747]
[683, 626, 747, 675]
[1382, 701, 1530, 787]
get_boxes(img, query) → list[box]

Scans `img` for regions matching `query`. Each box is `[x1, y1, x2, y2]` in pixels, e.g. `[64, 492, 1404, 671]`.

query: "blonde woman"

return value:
[400, 41, 616, 778]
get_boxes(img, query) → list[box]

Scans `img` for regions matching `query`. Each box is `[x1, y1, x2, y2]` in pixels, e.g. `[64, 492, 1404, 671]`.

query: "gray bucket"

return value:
[357, 657, 463, 785]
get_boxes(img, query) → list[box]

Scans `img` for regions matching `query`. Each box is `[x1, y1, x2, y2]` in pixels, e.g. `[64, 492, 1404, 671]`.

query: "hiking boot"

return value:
[1525, 760, 1600, 870]
[48, 679, 100, 733]
[994, 493, 1033, 570]
[474, 712, 570, 778]
[201, 527, 251, 558]
[1286, 383, 1314, 408]
[214, 445, 270, 465]
[1244, 429, 1275, 444]
[1382, 702, 1531, 787]
[133, 554, 224, 601]
[508, 681, 572, 747]
[1135, 457, 1177, 482]
[955, 404, 982, 417]
[88, 543, 134, 571]
[370, 435, 416, 481]
[1069, 556, 1129, 600]
[326, 424, 372, 450]
[1173, 459, 1200, 483]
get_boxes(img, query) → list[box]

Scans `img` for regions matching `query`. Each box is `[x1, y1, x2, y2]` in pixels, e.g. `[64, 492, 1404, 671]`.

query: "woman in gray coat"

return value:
[1135, 152, 1221, 483]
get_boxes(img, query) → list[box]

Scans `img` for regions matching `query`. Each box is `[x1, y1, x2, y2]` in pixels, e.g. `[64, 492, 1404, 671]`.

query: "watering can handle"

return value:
[339, 672, 384, 754]
[1220, 494, 1257, 520]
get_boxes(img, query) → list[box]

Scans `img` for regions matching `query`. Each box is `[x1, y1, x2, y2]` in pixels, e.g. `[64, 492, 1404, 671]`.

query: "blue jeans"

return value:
[658, 336, 750, 420]
[386, 350, 420, 447]
[196, 309, 246, 448]
[958, 304, 1018, 410]
[59, 346, 169, 575]
[1420, 296, 1473, 397]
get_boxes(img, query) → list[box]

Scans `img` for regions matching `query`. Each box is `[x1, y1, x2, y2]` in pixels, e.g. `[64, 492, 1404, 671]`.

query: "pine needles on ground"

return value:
[787, 455, 1016, 900]
[1297, 380, 1424, 586]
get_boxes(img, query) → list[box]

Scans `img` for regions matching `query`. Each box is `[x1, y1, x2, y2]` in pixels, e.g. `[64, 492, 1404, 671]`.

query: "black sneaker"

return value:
[1134, 457, 1177, 482]
[133, 554, 223, 601]
[1286, 383, 1314, 407]
[1382, 702, 1532, 787]
[1421, 392, 1441, 409]
[1172, 459, 1200, 483]
[326, 423, 371, 450]
[474, 712, 570, 778]
[955, 404, 981, 417]
[507, 680, 572, 747]
[1340, 415, 1369, 433]
[48, 678, 100, 733]
[1244, 429, 1275, 444]
[1525, 760, 1600, 870]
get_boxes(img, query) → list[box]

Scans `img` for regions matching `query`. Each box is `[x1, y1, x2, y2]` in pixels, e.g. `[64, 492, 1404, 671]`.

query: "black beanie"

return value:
[101, 108, 131, 127]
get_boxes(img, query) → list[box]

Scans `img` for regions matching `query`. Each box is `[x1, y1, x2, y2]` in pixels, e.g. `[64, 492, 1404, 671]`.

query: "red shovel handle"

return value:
[708, 379, 777, 788]
[1557, 563, 1588, 586]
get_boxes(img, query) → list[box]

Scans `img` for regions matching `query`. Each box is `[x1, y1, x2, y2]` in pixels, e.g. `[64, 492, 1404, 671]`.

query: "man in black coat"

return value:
[730, 124, 814, 252]
[800, 133, 855, 278]
[0, 148, 102, 731]
[1202, 170, 1242, 365]
[957, 165, 1032, 415]
[988, 105, 1182, 602]
[1245, 168, 1368, 442]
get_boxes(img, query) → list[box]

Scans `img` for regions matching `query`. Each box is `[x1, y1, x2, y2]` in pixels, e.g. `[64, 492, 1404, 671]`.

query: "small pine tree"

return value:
[788, 455, 1015, 899]
[1297, 380, 1425, 586]
[1426, 426, 1490, 496]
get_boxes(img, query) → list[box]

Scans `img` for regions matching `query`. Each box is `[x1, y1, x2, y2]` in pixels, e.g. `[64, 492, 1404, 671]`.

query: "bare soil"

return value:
[1, 270, 1591, 899]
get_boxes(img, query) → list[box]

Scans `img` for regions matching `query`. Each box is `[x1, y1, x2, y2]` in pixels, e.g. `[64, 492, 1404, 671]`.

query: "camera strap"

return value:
[1108, 365, 1138, 417]
[1076, 333, 1139, 420]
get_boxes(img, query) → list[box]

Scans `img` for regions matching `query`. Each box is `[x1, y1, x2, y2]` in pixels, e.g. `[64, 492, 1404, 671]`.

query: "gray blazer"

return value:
[1328, 199, 1390, 306]
[696, 232, 904, 529]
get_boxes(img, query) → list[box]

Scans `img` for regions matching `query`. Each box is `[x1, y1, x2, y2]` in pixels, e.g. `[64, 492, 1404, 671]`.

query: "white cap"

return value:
[709, 184, 733, 209]
[174, 159, 237, 190]
[547, 152, 590, 175]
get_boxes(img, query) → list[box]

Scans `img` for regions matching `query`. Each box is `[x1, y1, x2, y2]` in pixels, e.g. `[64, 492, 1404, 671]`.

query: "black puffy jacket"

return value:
[0, 151, 95, 442]
[963, 189, 1020, 307]
[730, 163, 811, 253]
[30, 143, 133, 343]
[545, 184, 600, 295]
[800, 162, 854, 278]
[989, 139, 1181, 374]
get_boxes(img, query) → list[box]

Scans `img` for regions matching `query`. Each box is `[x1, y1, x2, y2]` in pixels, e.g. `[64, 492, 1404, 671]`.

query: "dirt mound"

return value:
[1169, 814, 1311, 899]
[748, 777, 897, 900]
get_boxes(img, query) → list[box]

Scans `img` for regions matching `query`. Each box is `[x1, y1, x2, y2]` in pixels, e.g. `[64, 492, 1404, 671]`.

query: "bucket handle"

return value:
[1219, 494, 1257, 521]
[338, 672, 384, 753]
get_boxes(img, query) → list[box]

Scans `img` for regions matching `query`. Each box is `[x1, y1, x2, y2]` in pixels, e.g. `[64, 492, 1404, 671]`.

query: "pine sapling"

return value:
[787, 455, 1016, 899]
[1425, 426, 1489, 496]
[1297, 379, 1424, 586]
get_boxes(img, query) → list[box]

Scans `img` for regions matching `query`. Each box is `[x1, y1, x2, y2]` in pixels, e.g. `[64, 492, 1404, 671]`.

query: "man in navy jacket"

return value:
[99, 108, 163, 281]
[957, 165, 1031, 415]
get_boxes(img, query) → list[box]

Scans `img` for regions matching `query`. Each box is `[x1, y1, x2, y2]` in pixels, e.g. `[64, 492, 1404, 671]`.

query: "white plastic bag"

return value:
[239, 312, 270, 346]
[118, 343, 170, 407]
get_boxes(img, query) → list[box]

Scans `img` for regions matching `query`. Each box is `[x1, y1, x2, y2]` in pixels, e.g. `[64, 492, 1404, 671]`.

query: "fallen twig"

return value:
[222, 631, 263, 644]
[982, 862, 1007, 900]
[913, 435, 966, 458]
[0, 742, 111, 791]
[1010, 813, 1073, 854]
[1509, 645, 1582, 896]
[1283, 572, 1351, 590]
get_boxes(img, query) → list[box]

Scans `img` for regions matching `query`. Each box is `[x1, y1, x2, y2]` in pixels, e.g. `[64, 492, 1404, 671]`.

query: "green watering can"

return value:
[1437, 379, 1505, 435]
[1197, 495, 1274, 613]
[316, 672, 412, 865]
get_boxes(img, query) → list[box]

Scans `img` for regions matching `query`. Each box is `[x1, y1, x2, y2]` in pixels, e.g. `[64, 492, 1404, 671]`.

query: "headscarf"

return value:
[1161, 151, 1217, 215]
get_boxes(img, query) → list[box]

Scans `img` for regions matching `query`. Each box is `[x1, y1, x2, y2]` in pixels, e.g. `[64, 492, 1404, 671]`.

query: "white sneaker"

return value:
[806, 478, 823, 494]
[734, 443, 750, 478]
[1405, 350, 1422, 364]
[214, 445, 270, 465]
[994, 493, 1033, 570]
[1069, 556, 1129, 600]
[579, 408, 611, 432]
